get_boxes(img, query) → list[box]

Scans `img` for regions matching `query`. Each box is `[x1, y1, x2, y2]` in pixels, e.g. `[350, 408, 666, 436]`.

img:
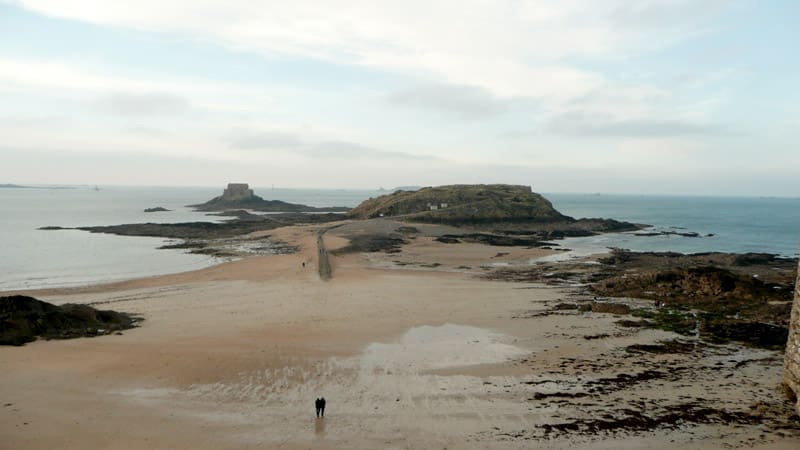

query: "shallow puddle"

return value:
[360, 323, 527, 373]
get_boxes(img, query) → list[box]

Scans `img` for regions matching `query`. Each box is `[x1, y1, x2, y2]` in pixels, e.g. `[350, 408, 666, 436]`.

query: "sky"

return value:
[0, 0, 798, 195]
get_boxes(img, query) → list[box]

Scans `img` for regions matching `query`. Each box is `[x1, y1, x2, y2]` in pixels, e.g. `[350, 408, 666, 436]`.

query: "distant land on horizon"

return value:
[0, 183, 75, 190]
[2, 182, 799, 199]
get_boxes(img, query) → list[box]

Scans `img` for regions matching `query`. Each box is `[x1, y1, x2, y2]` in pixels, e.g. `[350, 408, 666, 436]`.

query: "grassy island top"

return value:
[349, 184, 570, 224]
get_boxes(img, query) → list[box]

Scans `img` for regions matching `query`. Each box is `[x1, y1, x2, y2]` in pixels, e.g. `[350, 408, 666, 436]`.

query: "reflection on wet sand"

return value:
[314, 417, 326, 437]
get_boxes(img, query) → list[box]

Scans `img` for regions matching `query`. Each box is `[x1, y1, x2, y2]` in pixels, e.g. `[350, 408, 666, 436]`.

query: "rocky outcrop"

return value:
[144, 206, 170, 212]
[1, 295, 138, 346]
[350, 184, 569, 223]
[592, 265, 793, 308]
[348, 184, 642, 235]
[784, 260, 800, 416]
[191, 183, 348, 213]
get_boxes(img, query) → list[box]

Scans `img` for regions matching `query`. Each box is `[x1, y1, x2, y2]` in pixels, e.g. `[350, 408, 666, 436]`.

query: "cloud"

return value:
[0, 115, 66, 128]
[0, 57, 255, 107]
[230, 131, 303, 151]
[227, 130, 435, 161]
[547, 112, 736, 138]
[387, 83, 515, 119]
[10, 0, 728, 101]
[97, 92, 189, 116]
[122, 126, 170, 136]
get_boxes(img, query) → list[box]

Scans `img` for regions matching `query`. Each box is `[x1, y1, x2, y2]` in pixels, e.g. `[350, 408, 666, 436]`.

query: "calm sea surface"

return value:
[545, 193, 800, 260]
[1, 187, 797, 291]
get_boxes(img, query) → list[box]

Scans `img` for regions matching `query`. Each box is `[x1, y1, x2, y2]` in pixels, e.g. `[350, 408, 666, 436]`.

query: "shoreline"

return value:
[2, 221, 799, 449]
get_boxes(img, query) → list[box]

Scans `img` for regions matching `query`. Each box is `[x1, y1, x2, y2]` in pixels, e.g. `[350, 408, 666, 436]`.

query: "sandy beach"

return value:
[2, 221, 798, 449]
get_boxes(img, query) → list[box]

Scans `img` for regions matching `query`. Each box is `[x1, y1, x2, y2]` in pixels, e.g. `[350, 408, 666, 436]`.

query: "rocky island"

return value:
[190, 183, 349, 213]
[350, 184, 643, 235]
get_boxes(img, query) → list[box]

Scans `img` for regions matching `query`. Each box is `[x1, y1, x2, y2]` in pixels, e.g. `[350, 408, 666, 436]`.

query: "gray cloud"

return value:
[227, 130, 436, 161]
[387, 83, 515, 119]
[229, 131, 303, 150]
[547, 112, 736, 138]
[97, 92, 189, 116]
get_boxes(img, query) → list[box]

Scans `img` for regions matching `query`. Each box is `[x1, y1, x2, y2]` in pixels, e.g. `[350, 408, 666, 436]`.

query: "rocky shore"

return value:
[486, 249, 797, 350]
[1, 295, 138, 346]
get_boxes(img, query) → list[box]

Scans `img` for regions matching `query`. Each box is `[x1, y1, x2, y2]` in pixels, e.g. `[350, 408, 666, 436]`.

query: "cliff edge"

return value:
[785, 259, 800, 416]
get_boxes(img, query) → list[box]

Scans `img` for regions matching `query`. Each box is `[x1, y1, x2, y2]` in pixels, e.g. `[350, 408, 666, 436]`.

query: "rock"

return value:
[0, 295, 138, 346]
[144, 207, 171, 212]
[590, 302, 631, 315]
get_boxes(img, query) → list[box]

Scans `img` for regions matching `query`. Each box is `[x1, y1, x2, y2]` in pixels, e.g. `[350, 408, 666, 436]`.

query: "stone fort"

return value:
[221, 183, 254, 201]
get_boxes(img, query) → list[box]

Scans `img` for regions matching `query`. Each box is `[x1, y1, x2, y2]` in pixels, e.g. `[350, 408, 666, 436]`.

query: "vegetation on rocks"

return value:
[350, 184, 568, 223]
[349, 184, 642, 233]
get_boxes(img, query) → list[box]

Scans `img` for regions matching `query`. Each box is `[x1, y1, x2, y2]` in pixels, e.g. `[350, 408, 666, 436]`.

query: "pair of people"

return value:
[315, 397, 327, 417]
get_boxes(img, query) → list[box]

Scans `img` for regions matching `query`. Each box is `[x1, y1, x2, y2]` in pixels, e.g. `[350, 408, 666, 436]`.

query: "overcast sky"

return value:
[1, 1, 798, 195]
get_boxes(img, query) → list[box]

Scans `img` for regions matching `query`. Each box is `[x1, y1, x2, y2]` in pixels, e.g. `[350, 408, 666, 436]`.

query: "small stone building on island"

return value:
[221, 183, 255, 201]
[785, 258, 800, 416]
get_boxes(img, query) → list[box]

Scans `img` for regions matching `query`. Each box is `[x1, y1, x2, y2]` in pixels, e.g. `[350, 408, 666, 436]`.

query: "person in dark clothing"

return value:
[320, 397, 326, 417]
[315, 398, 322, 417]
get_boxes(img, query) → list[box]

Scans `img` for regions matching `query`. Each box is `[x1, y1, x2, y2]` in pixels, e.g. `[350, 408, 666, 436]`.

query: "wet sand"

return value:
[1, 223, 798, 449]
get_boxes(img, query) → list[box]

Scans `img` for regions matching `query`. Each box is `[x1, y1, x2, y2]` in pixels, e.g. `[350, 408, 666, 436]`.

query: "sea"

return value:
[1, 186, 798, 291]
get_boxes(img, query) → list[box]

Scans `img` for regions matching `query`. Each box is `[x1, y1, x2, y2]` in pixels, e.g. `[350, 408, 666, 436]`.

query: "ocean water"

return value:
[0, 187, 797, 291]
[545, 193, 800, 259]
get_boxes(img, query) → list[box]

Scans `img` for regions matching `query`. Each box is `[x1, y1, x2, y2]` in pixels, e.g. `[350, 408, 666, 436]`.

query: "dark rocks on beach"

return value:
[45, 212, 343, 240]
[434, 233, 548, 247]
[1, 295, 138, 346]
[590, 302, 631, 315]
[633, 230, 702, 238]
[332, 235, 407, 254]
[625, 339, 698, 354]
[487, 247, 796, 350]
[593, 265, 792, 316]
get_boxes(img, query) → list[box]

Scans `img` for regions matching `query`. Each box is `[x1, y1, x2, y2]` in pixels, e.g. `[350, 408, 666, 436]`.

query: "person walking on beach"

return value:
[315, 398, 322, 417]
[320, 397, 326, 417]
